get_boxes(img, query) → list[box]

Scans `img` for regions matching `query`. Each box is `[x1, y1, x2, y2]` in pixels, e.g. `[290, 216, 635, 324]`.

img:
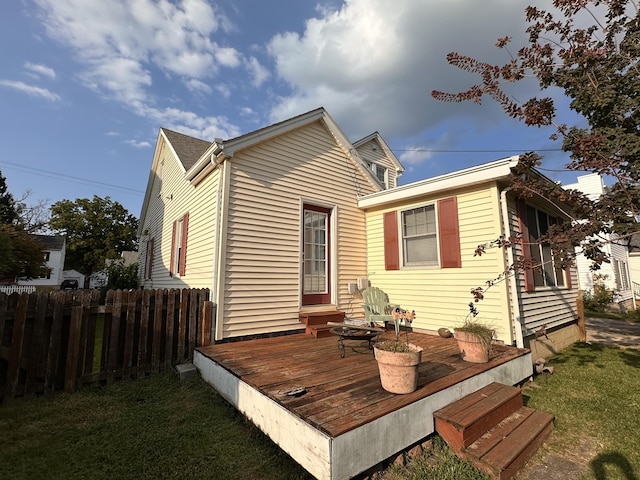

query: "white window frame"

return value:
[401, 204, 438, 267]
[526, 205, 566, 288]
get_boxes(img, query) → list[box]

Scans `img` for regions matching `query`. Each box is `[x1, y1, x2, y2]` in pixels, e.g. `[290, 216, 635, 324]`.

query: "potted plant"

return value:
[453, 303, 495, 363]
[373, 307, 423, 394]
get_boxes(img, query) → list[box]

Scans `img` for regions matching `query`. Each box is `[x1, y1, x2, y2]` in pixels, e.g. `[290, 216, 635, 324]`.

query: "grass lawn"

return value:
[0, 373, 313, 480]
[1, 342, 638, 480]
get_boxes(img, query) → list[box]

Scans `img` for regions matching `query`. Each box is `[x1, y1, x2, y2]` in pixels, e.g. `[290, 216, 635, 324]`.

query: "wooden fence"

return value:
[0, 288, 212, 401]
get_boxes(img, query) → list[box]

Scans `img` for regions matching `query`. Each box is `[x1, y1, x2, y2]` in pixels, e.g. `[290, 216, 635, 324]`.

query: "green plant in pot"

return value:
[373, 307, 423, 394]
[453, 303, 495, 363]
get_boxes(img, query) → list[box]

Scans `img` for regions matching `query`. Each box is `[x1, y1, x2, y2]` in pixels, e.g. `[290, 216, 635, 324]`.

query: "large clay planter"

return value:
[373, 344, 423, 394]
[454, 330, 490, 363]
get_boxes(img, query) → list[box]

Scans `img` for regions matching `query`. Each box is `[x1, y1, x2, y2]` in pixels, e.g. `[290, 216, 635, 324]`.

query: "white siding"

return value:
[218, 121, 377, 338]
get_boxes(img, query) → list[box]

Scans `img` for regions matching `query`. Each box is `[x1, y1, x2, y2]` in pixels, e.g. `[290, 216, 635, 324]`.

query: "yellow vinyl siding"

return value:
[139, 140, 219, 290]
[363, 183, 513, 342]
[220, 121, 375, 338]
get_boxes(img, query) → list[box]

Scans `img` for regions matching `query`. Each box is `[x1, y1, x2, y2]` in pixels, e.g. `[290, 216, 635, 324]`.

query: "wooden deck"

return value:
[194, 330, 532, 480]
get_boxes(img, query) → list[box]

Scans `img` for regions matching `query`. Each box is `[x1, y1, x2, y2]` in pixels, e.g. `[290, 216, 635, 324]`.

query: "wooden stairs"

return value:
[434, 382, 554, 480]
[299, 310, 345, 338]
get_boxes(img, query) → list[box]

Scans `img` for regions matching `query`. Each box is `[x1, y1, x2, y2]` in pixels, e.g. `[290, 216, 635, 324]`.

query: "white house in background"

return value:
[17, 235, 66, 288]
[564, 173, 633, 306]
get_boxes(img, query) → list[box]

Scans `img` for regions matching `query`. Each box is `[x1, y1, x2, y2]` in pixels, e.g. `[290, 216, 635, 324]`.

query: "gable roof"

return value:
[353, 131, 405, 176]
[161, 128, 212, 171]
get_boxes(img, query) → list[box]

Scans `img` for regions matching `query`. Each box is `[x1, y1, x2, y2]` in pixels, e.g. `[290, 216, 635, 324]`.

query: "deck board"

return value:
[197, 330, 530, 438]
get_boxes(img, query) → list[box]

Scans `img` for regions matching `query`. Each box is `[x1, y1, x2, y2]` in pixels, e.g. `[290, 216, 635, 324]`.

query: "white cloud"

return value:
[0, 79, 60, 101]
[24, 62, 56, 79]
[33, 0, 239, 114]
[185, 78, 213, 94]
[245, 56, 270, 87]
[126, 139, 152, 148]
[266, 0, 547, 141]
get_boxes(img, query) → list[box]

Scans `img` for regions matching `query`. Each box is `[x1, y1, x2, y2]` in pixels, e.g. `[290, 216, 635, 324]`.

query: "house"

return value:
[563, 173, 634, 309]
[17, 235, 66, 288]
[138, 108, 579, 358]
[62, 269, 85, 287]
[358, 157, 579, 359]
[138, 108, 403, 340]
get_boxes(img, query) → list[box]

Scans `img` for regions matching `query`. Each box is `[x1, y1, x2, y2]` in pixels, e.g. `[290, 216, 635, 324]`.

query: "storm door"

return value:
[302, 204, 331, 305]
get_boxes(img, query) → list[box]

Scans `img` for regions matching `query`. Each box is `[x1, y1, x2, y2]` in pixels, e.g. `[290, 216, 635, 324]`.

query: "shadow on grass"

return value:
[547, 342, 605, 368]
[591, 451, 639, 480]
[618, 349, 640, 369]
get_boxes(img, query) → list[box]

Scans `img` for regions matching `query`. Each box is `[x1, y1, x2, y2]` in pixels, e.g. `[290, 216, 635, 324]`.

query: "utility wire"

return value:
[1, 160, 145, 195]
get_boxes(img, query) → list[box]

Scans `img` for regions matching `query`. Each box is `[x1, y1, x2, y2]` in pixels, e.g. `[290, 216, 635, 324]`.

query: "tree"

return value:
[49, 196, 138, 276]
[0, 169, 18, 225]
[0, 168, 46, 280]
[432, 0, 640, 266]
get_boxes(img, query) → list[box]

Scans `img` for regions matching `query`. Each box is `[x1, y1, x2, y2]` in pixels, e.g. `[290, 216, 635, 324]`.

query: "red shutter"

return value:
[169, 221, 176, 277]
[383, 211, 399, 270]
[437, 197, 461, 268]
[179, 213, 189, 276]
[517, 199, 535, 292]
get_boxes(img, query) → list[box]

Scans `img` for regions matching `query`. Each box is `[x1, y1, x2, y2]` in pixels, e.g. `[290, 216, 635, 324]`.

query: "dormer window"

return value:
[367, 162, 388, 188]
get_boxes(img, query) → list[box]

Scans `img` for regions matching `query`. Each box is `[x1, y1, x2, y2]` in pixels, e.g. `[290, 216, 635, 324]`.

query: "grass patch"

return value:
[0, 372, 313, 480]
[521, 343, 640, 479]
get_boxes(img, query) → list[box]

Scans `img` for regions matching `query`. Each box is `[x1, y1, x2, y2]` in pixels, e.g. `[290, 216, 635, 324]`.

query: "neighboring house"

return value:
[138, 108, 579, 357]
[564, 173, 633, 307]
[627, 234, 640, 300]
[91, 251, 139, 289]
[17, 235, 66, 288]
[358, 157, 579, 358]
[138, 108, 403, 340]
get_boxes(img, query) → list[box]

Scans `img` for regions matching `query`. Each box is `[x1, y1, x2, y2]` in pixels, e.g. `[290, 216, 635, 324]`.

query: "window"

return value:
[383, 197, 461, 271]
[402, 205, 438, 266]
[144, 238, 154, 280]
[524, 205, 565, 288]
[367, 162, 388, 188]
[170, 213, 189, 277]
[43, 251, 50, 261]
[613, 259, 630, 291]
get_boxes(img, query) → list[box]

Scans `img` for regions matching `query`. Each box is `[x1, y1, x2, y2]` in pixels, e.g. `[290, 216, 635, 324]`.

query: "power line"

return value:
[1, 160, 145, 195]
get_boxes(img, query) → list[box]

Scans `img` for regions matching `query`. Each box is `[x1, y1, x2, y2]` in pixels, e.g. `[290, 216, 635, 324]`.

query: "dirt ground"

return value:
[514, 316, 640, 480]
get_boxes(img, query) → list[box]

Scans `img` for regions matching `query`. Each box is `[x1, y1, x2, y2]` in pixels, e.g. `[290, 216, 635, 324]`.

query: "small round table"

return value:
[330, 326, 381, 358]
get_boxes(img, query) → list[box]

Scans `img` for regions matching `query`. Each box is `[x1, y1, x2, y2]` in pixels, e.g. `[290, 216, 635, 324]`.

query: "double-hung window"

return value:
[401, 205, 438, 266]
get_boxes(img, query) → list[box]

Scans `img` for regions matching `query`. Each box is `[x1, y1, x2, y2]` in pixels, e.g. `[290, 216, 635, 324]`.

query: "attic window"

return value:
[369, 162, 388, 188]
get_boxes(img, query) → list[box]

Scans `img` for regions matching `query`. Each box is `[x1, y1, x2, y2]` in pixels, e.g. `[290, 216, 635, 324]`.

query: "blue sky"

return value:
[0, 0, 582, 219]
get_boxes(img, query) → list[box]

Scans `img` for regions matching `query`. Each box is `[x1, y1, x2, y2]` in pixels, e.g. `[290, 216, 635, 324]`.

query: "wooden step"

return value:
[434, 383, 523, 453]
[305, 324, 334, 339]
[464, 407, 554, 480]
[299, 311, 345, 326]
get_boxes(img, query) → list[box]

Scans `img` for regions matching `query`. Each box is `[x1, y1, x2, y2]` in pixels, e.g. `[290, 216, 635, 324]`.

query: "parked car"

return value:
[60, 279, 79, 290]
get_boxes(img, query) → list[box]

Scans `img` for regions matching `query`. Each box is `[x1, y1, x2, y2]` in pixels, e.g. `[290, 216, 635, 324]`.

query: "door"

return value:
[302, 204, 331, 305]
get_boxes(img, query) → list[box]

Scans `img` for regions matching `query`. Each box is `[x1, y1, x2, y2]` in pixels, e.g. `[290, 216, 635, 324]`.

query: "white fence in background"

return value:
[0, 285, 37, 295]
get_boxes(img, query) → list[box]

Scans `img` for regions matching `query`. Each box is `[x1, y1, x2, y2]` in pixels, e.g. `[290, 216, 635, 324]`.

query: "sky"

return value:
[0, 0, 585, 220]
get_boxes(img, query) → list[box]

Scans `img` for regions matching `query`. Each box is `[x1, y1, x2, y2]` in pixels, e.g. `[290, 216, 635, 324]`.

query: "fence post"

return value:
[64, 306, 83, 393]
[6, 294, 29, 397]
[200, 301, 213, 347]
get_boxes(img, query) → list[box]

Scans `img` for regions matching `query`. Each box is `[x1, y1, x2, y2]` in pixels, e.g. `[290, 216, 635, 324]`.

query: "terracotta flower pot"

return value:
[373, 343, 423, 394]
[454, 330, 490, 363]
